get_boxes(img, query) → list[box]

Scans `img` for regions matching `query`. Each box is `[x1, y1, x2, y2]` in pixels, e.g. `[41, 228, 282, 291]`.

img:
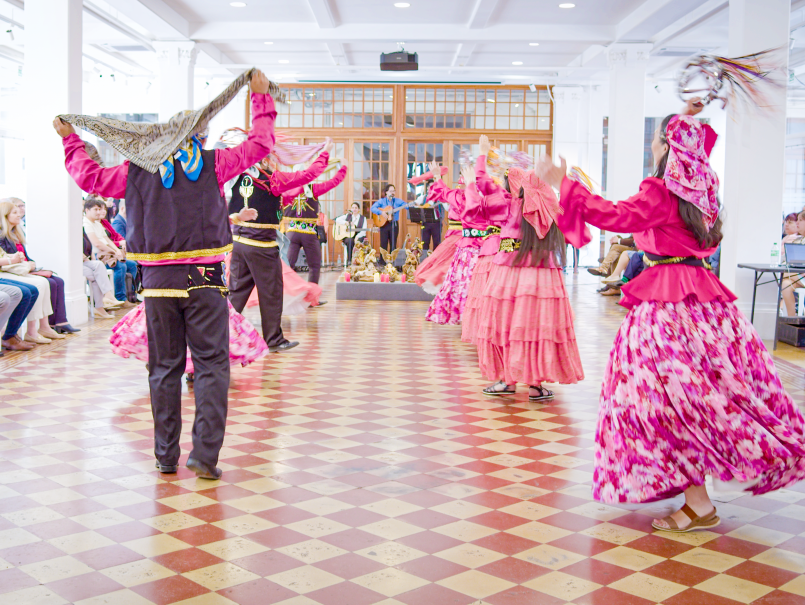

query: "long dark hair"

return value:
[511, 186, 567, 268]
[654, 113, 723, 249]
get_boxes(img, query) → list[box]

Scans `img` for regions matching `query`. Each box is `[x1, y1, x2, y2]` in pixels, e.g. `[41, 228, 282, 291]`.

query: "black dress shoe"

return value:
[186, 457, 222, 480]
[311, 300, 327, 307]
[154, 460, 178, 474]
[269, 340, 299, 353]
[54, 324, 80, 334]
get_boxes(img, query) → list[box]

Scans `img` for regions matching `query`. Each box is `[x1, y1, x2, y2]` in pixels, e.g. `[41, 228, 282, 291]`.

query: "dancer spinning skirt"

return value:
[462, 139, 516, 343]
[425, 163, 483, 325]
[537, 109, 805, 533]
[414, 173, 464, 295]
[475, 168, 583, 401]
[110, 298, 268, 375]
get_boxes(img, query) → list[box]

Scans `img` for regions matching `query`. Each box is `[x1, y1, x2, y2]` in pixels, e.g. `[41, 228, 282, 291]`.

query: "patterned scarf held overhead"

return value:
[664, 114, 720, 230]
[58, 68, 286, 188]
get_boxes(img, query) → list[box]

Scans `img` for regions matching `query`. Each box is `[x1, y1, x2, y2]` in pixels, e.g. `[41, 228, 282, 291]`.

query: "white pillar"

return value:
[23, 0, 86, 325]
[606, 44, 651, 203]
[553, 86, 602, 267]
[155, 41, 197, 121]
[720, 0, 790, 339]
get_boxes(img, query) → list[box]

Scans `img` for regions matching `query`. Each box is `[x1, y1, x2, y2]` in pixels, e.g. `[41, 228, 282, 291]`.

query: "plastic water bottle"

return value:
[770, 242, 780, 266]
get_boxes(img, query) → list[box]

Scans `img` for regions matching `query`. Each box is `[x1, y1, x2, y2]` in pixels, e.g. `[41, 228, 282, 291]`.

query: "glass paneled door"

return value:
[404, 141, 444, 248]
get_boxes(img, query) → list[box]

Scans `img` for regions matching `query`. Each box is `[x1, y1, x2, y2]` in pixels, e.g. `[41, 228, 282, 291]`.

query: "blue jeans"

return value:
[109, 260, 138, 301]
[0, 278, 38, 340]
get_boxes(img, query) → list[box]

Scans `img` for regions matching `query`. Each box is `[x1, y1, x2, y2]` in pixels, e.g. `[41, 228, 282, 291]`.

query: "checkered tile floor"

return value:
[2, 271, 805, 605]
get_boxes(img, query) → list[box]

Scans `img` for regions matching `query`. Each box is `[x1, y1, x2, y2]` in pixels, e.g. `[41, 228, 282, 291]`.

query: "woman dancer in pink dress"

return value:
[414, 167, 466, 295]
[473, 168, 583, 401]
[424, 162, 482, 325]
[536, 102, 805, 533]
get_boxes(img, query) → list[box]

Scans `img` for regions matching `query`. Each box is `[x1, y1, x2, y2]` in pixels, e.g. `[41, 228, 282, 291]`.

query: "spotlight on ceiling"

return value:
[264, 41, 273, 45]
[559, 3, 575, 7]
[512, 61, 523, 65]
[529, 42, 540, 46]
[278, 59, 289, 64]
[394, 2, 411, 7]
[230, 2, 247, 7]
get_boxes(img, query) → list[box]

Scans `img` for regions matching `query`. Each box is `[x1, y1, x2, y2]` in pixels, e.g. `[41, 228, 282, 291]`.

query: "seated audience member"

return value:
[784, 213, 798, 238]
[588, 234, 635, 277]
[0, 282, 23, 355]
[82, 229, 128, 318]
[0, 278, 36, 351]
[599, 251, 645, 296]
[111, 200, 127, 239]
[83, 197, 138, 304]
[0, 199, 78, 339]
[602, 249, 636, 284]
[781, 211, 805, 315]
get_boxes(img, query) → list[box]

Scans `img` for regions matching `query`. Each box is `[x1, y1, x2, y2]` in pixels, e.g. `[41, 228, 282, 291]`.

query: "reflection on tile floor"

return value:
[2, 270, 805, 604]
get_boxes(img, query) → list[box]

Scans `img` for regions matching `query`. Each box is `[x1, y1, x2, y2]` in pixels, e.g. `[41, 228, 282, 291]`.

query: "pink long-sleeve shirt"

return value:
[280, 164, 347, 206]
[559, 176, 734, 309]
[63, 92, 277, 265]
[474, 155, 512, 256]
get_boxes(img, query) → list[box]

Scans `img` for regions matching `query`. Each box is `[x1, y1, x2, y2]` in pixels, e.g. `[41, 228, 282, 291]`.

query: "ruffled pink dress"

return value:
[473, 189, 583, 387]
[109, 300, 268, 374]
[414, 181, 464, 295]
[462, 155, 516, 343]
[561, 177, 805, 503]
[425, 183, 484, 325]
[246, 260, 322, 315]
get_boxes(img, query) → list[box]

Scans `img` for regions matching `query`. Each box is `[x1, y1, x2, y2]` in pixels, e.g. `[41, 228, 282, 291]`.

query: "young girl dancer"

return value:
[473, 168, 583, 400]
[414, 165, 465, 295]
[537, 104, 805, 532]
[462, 136, 517, 344]
[424, 163, 481, 324]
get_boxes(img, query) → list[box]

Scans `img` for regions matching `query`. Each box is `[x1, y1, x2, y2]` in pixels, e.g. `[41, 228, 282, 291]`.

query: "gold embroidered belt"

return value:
[448, 220, 462, 231]
[486, 226, 502, 236]
[127, 244, 232, 262]
[643, 253, 711, 270]
[499, 238, 522, 253]
[142, 285, 229, 298]
[233, 235, 279, 248]
[463, 228, 489, 238]
[287, 220, 317, 235]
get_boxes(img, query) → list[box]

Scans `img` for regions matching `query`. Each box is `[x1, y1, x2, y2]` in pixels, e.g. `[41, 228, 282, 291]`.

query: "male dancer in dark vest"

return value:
[282, 162, 347, 284]
[418, 181, 442, 252]
[228, 142, 332, 351]
[55, 70, 276, 480]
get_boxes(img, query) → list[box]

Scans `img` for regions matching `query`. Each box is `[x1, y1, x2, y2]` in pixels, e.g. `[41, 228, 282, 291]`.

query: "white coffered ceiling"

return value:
[0, 0, 803, 88]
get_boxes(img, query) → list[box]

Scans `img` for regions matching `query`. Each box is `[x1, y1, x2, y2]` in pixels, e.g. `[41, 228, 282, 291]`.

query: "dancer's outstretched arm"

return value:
[56, 120, 128, 199]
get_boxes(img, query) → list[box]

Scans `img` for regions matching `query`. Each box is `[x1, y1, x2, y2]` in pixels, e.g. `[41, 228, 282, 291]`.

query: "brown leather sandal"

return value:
[651, 503, 720, 533]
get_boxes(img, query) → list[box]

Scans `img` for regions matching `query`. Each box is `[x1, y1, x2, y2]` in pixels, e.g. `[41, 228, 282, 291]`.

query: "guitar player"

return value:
[370, 184, 408, 264]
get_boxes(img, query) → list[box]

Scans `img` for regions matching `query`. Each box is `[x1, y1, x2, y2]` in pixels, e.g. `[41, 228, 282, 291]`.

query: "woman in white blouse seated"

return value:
[336, 202, 368, 264]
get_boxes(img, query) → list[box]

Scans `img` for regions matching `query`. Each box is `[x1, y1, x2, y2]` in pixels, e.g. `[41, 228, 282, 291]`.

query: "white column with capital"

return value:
[155, 41, 198, 121]
[553, 86, 602, 267]
[720, 0, 790, 339]
[606, 44, 651, 204]
[23, 0, 85, 325]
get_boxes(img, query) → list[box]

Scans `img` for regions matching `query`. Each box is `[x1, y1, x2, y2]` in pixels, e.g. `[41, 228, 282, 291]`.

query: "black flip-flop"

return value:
[529, 386, 554, 402]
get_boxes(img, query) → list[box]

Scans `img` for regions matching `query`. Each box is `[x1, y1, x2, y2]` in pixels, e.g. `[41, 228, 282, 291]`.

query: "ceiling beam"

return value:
[307, 0, 337, 28]
[100, 0, 189, 39]
[468, 0, 499, 30]
[83, 2, 155, 51]
[89, 43, 153, 74]
[650, 0, 728, 49]
[615, 0, 675, 41]
[190, 22, 614, 42]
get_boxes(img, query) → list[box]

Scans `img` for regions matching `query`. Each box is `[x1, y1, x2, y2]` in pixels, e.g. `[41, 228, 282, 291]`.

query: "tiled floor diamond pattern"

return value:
[1, 272, 805, 604]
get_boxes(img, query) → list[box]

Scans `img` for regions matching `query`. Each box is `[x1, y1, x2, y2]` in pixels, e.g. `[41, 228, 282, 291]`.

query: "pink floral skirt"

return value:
[474, 264, 584, 386]
[461, 255, 494, 344]
[415, 230, 460, 295]
[595, 297, 805, 503]
[425, 245, 480, 325]
[109, 300, 268, 374]
[246, 260, 322, 315]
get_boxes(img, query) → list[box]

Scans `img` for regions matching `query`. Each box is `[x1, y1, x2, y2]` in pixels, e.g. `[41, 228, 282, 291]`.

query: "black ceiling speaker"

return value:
[380, 51, 418, 71]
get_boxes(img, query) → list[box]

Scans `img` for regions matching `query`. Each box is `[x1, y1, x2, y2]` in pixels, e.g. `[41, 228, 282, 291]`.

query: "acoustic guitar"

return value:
[372, 199, 415, 228]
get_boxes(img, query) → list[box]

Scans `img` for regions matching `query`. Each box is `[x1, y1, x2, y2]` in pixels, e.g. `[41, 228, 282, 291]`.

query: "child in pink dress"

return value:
[473, 168, 583, 401]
